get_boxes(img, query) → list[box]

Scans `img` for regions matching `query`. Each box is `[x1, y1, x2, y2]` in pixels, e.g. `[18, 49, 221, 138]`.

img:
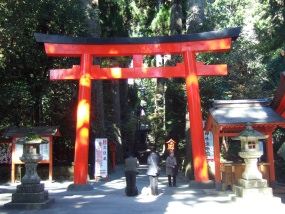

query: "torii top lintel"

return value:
[35, 27, 241, 56]
[34, 27, 241, 80]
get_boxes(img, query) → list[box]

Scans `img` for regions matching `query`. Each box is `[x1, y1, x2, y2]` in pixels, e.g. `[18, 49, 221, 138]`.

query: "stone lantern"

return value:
[4, 129, 54, 209]
[16, 130, 49, 183]
[231, 123, 281, 204]
[232, 122, 268, 180]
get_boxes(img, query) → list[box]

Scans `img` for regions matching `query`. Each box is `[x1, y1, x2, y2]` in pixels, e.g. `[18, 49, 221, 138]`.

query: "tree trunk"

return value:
[81, 0, 100, 37]
[186, 0, 207, 33]
[170, 1, 183, 35]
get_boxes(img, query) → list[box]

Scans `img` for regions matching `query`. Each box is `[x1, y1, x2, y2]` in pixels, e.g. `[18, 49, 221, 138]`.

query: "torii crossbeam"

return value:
[35, 27, 241, 186]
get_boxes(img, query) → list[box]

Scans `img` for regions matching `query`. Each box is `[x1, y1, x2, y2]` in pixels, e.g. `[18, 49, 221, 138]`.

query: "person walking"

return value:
[166, 150, 177, 187]
[146, 148, 161, 196]
[124, 152, 139, 196]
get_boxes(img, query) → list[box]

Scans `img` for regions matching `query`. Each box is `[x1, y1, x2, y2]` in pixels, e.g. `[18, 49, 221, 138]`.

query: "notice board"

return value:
[204, 131, 214, 161]
[94, 138, 108, 177]
[14, 137, 50, 162]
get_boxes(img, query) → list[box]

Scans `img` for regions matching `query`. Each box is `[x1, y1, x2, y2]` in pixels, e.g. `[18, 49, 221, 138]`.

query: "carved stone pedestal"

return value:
[4, 183, 55, 210]
[232, 178, 281, 205]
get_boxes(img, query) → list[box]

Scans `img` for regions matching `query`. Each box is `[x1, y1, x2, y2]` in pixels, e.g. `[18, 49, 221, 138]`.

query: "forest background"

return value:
[0, 0, 285, 181]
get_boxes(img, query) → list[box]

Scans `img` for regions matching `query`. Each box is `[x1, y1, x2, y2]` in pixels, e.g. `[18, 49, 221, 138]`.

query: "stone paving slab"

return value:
[0, 164, 285, 214]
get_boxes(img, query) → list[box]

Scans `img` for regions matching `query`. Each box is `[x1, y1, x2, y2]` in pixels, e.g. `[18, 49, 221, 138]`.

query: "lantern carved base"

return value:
[4, 153, 54, 209]
[241, 157, 263, 180]
[232, 178, 281, 205]
[21, 163, 41, 184]
[4, 183, 55, 210]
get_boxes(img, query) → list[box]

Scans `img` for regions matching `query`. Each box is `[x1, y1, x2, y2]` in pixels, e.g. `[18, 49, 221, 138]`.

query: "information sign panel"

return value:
[14, 137, 50, 162]
[94, 138, 108, 177]
[204, 131, 214, 160]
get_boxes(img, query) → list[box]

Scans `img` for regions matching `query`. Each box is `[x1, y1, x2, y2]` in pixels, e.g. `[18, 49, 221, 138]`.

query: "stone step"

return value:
[238, 178, 268, 188]
[234, 186, 273, 198]
[12, 190, 49, 203]
[232, 194, 281, 204]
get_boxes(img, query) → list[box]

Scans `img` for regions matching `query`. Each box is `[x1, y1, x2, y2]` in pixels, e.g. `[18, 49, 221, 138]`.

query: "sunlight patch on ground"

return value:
[197, 196, 232, 202]
[135, 195, 161, 203]
[64, 195, 83, 199]
[170, 194, 196, 200]
[63, 194, 105, 199]
[0, 194, 11, 205]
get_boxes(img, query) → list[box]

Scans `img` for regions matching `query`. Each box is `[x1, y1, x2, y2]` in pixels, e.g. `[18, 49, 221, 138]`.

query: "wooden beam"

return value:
[50, 62, 227, 80]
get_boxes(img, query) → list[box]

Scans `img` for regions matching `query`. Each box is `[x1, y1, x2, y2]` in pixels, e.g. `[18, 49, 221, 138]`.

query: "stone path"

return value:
[0, 164, 284, 214]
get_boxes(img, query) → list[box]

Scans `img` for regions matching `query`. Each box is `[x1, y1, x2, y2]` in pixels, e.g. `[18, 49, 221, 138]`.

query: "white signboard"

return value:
[14, 137, 50, 161]
[94, 138, 108, 177]
[204, 131, 214, 160]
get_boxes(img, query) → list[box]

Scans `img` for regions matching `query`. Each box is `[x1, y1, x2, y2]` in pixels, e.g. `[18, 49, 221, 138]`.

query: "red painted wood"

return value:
[50, 63, 227, 80]
[44, 38, 232, 56]
[73, 54, 92, 184]
[184, 51, 209, 182]
[276, 95, 285, 115]
[214, 133, 221, 182]
[266, 133, 275, 182]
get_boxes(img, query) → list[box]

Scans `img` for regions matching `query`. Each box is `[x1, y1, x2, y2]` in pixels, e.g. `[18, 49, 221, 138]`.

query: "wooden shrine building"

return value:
[205, 98, 285, 190]
[3, 126, 60, 183]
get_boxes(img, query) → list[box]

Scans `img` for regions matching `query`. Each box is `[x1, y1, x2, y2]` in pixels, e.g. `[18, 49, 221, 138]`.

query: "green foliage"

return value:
[225, 140, 242, 162]
[196, 0, 280, 114]
[165, 78, 186, 143]
[254, 0, 285, 60]
[150, 5, 171, 36]
[263, 49, 285, 92]
[99, 0, 129, 37]
[121, 117, 137, 151]
[128, 0, 173, 37]
[0, 0, 89, 126]
[0, 0, 90, 163]
[1, 0, 285, 166]
[128, 0, 159, 37]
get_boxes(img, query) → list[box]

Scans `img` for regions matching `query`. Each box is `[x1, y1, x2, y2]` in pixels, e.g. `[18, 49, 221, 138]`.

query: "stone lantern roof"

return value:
[15, 130, 49, 145]
[232, 122, 269, 141]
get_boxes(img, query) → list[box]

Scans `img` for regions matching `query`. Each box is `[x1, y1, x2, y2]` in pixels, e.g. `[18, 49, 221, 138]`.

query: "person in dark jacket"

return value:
[146, 148, 161, 196]
[124, 152, 139, 196]
[166, 150, 177, 187]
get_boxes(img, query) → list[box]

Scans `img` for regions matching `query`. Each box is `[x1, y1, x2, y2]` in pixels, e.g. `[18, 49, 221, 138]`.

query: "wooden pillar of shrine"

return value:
[266, 133, 276, 187]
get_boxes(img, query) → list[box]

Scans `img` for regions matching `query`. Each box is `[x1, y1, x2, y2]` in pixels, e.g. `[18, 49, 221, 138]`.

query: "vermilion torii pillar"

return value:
[35, 27, 241, 187]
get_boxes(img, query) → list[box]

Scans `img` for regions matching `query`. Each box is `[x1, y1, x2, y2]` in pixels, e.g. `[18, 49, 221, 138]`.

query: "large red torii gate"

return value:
[35, 27, 241, 187]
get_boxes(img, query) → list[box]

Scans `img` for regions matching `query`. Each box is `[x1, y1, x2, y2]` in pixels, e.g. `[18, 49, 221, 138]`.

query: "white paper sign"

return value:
[204, 131, 214, 160]
[94, 138, 108, 177]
